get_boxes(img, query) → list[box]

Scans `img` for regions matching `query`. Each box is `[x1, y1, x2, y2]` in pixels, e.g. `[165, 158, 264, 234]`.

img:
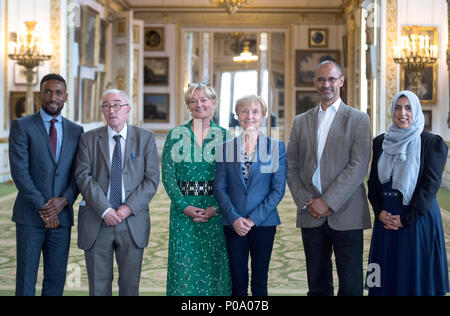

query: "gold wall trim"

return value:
[3, 0, 8, 131]
[385, 0, 397, 130]
[50, 0, 61, 74]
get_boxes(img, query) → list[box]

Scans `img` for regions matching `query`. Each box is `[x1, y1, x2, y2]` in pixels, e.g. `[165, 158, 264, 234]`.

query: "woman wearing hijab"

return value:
[366, 90, 449, 296]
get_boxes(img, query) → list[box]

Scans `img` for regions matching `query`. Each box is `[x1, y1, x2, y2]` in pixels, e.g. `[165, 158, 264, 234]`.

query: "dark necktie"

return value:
[109, 134, 122, 210]
[49, 118, 57, 158]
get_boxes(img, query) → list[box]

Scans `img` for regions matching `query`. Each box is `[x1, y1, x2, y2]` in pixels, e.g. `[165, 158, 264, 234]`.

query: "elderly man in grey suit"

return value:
[9, 74, 84, 296]
[75, 89, 159, 296]
[287, 60, 371, 296]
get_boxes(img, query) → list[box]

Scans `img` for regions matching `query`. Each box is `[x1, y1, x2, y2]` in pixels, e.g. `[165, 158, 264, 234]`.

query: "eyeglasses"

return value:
[315, 76, 343, 84]
[101, 103, 129, 112]
[188, 81, 211, 88]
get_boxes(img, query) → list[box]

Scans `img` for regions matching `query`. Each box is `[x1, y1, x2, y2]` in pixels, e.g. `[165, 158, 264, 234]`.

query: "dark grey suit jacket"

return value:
[9, 112, 84, 227]
[287, 102, 372, 230]
[75, 125, 160, 250]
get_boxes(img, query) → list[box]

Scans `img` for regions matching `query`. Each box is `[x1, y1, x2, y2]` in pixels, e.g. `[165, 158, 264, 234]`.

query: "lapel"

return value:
[321, 101, 346, 157]
[57, 117, 73, 167]
[33, 112, 57, 164]
[123, 124, 135, 167]
[306, 106, 319, 164]
[246, 134, 269, 185]
[232, 137, 247, 189]
[97, 126, 110, 171]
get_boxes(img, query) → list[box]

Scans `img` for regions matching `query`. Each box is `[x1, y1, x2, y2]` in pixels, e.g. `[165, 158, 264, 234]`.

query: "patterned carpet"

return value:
[0, 184, 449, 296]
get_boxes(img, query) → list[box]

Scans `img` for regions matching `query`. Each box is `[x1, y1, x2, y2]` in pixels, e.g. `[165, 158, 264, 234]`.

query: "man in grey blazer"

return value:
[75, 89, 159, 296]
[287, 60, 371, 296]
[9, 74, 84, 296]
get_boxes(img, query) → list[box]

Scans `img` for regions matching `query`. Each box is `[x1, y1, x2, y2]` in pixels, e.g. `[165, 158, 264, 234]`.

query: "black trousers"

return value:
[224, 225, 276, 296]
[301, 220, 364, 296]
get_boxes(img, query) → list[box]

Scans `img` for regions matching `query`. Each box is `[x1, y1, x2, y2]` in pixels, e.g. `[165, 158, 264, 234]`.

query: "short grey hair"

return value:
[314, 60, 343, 77]
[101, 89, 131, 106]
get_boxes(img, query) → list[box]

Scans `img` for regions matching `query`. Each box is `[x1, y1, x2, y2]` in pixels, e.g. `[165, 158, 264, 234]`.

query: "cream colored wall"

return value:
[394, 0, 450, 188]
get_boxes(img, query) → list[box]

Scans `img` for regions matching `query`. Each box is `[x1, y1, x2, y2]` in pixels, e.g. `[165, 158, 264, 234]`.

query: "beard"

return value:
[42, 101, 64, 116]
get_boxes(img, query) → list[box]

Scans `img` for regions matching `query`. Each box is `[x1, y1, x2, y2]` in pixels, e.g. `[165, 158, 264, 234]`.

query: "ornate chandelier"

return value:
[214, 0, 250, 15]
[8, 21, 52, 115]
[233, 40, 258, 63]
[393, 26, 438, 69]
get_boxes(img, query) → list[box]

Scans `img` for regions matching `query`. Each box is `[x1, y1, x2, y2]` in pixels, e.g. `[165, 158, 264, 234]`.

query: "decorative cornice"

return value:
[134, 11, 344, 27]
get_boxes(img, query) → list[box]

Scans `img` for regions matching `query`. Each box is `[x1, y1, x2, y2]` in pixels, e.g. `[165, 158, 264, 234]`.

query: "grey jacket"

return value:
[75, 125, 160, 250]
[287, 102, 372, 230]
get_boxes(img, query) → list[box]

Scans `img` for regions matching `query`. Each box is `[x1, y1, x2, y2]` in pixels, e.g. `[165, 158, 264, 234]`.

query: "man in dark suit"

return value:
[287, 61, 372, 296]
[9, 73, 84, 296]
[75, 89, 159, 296]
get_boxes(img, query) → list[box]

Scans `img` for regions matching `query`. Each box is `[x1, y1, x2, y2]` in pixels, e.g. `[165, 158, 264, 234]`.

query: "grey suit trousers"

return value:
[84, 221, 143, 296]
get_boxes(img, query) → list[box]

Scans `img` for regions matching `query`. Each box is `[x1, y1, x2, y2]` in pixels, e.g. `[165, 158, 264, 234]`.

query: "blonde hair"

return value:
[235, 94, 267, 116]
[184, 83, 218, 107]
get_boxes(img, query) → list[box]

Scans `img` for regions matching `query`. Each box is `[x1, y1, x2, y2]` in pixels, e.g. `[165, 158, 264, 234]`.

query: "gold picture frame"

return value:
[400, 64, 437, 104]
[9, 91, 41, 123]
[309, 29, 328, 48]
[80, 5, 100, 67]
[143, 93, 170, 123]
[295, 50, 341, 87]
[81, 79, 97, 123]
[144, 27, 164, 51]
[399, 26, 438, 104]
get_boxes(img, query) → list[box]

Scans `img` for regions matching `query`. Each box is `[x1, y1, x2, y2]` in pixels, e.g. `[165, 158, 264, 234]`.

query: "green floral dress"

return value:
[162, 120, 231, 296]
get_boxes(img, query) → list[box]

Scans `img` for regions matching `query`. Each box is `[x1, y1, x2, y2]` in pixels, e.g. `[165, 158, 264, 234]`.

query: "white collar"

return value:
[319, 98, 341, 113]
[107, 124, 127, 140]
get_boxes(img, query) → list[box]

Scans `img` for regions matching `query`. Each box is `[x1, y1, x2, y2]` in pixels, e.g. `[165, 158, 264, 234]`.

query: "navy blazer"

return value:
[9, 112, 84, 227]
[215, 134, 286, 227]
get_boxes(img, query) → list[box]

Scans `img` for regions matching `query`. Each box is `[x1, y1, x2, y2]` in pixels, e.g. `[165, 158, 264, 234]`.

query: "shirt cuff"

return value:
[102, 208, 114, 218]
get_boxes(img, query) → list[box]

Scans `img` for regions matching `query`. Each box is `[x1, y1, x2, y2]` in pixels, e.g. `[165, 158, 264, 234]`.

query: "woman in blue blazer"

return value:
[215, 94, 287, 296]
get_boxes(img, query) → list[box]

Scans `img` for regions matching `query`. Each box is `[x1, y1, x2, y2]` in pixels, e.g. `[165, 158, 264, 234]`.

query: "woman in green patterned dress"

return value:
[162, 82, 231, 296]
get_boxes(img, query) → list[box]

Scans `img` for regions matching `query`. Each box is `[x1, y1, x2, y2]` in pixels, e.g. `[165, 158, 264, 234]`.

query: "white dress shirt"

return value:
[102, 124, 128, 218]
[312, 98, 341, 194]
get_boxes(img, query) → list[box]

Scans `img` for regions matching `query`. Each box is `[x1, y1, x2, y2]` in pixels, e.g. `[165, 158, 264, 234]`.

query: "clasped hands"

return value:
[184, 206, 216, 223]
[39, 197, 68, 229]
[378, 210, 403, 230]
[103, 204, 133, 226]
[306, 197, 332, 219]
[232, 217, 255, 237]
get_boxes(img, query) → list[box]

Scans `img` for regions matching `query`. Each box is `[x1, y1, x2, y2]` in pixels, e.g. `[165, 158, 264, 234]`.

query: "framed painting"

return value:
[143, 93, 170, 123]
[9, 91, 41, 123]
[295, 90, 319, 115]
[99, 19, 108, 64]
[81, 5, 99, 67]
[144, 27, 164, 51]
[309, 29, 328, 48]
[81, 79, 97, 123]
[423, 110, 432, 131]
[94, 72, 106, 121]
[295, 50, 341, 87]
[401, 65, 437, 104]
[144, 57, 169, 86]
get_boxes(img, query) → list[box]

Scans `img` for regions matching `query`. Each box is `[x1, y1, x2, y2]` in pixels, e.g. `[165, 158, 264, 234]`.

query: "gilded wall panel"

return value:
[385, 0, 397, 129]
[50, 0, 61, 74]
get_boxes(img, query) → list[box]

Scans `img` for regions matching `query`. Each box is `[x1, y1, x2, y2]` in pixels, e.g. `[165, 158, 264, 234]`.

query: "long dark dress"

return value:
[367, 131, 449, 296]
[367, 180, 449, 296]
